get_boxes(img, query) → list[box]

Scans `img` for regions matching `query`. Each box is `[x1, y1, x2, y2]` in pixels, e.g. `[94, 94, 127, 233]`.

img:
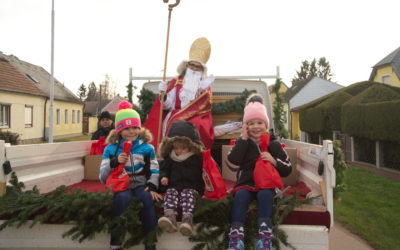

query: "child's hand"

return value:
[241, 124, 249, 140]
[118, 153, 128, 164]
[161, 177, 169, 186]
[146, 189, 163, 202]
[260, 152, 277, 166]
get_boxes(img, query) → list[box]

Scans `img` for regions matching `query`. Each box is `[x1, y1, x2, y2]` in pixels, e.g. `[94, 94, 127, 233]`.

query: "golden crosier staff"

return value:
[158, 0, 180, 148]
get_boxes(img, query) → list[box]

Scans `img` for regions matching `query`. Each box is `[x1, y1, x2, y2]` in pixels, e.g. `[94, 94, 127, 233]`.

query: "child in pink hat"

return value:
[227, 94, 292, 250]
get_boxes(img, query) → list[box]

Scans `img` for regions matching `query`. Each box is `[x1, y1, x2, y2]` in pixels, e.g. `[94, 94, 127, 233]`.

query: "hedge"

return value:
[299, 81, 400, 141]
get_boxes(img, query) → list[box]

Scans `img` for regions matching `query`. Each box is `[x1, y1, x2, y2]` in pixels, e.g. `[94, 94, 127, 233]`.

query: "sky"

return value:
[1, 0, 399, 98]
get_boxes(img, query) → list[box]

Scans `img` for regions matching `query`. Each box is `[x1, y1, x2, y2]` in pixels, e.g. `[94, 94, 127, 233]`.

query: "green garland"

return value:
[0, 173, 309, 249]
[212, 89, 256, 114]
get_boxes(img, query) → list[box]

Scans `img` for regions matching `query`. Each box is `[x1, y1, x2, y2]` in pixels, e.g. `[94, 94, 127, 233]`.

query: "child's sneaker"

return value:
[179, 213, 193, 236]
[158, 209, 177, 233]
[227, 227, 244, 250]
[256, 227, 273, 250]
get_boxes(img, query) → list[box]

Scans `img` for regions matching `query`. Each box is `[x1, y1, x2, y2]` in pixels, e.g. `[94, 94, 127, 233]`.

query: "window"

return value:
[381, 75, 391, 84]
[0, 104, 11, 127]
[77, 110, 81, 123]
[56, 109, 60, 124]
[25, 105, 33, 127]
[65, 110, 68, 124]
[72, 110, 76, 123]
[26, 74, 39, 84]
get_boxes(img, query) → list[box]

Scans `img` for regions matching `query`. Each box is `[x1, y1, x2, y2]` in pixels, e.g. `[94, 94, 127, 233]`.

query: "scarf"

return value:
[170, 150, 194, 162]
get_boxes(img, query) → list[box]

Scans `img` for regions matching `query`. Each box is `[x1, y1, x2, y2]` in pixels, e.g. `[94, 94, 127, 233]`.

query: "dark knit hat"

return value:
[99, 111, 112, 120]
[167, 121, 201, 144]
[159, 121, 204, 159]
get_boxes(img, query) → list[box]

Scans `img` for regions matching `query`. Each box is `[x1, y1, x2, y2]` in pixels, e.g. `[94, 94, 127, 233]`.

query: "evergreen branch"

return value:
[0, 173, 310, 249]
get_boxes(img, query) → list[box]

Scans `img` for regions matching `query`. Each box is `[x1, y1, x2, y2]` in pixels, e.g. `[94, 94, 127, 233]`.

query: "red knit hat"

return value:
[243, 94, 269, 128]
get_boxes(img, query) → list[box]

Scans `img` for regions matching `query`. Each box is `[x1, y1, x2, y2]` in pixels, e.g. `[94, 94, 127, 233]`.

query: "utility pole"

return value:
[49, 0, 55, 143]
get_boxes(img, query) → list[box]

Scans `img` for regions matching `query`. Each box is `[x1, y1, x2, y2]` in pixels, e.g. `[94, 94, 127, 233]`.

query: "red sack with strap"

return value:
[202, 149, 227, 200]
[253, 134, 284, 189]
[90, 136, 107, 155]
[106, 141, 132, 193]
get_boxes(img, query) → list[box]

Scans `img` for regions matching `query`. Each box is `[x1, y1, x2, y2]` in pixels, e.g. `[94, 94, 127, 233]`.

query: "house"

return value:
[0, 56, 48, 144]
[82, 96, 126, 135]
[268, 81, 289, 132]
[369, 46, 400, 87]
[2, 52, 84, 140]
[101, 95, 127, 115]
[285, 77, 343, 140]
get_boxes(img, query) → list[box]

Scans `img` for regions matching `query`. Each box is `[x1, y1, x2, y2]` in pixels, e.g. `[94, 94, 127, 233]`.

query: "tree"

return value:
[292, 57, 333, 84]
[317, 57, 332, 80]
[86, 82, 97, 101]
[126, 81, 137, 104]
[272, 78, 289, 139]
[77, 84, 87, 101]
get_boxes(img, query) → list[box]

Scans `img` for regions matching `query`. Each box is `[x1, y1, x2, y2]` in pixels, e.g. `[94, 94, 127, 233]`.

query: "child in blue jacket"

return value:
[99, 101, 162, 250]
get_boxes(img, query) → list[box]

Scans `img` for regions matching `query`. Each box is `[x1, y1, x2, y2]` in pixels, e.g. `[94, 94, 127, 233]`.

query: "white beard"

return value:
[179, 68, 203, 108]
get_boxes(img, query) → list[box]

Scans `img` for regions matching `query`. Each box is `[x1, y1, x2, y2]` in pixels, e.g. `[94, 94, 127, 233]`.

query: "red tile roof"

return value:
[101, 96, 127, 114]
[0, 58, 47, 97]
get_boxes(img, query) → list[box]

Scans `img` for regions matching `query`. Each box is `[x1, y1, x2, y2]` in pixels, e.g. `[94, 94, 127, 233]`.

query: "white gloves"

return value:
[158, 80, 168, 92]
[199, 74, 215, 90]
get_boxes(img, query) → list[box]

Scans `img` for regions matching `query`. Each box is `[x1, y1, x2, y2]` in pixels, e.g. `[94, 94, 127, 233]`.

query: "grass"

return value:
[54, 134, 91, 142]
[334, 165, 400, 250]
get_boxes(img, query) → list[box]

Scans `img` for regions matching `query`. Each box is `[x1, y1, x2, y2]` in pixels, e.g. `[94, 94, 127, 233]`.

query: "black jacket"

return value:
[227, 137, 292, 189]
[159, 154, 205, 195]
[91, 127, 111, 140]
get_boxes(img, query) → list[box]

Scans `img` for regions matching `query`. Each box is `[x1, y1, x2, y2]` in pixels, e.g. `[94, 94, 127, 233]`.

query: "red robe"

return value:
[145, 77, 215, 152]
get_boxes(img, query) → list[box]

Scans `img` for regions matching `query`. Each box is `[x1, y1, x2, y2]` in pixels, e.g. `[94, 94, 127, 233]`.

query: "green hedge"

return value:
[299, 81, 400, 141]
[341, 84, 400, 141]
[300, 91, 352, 133]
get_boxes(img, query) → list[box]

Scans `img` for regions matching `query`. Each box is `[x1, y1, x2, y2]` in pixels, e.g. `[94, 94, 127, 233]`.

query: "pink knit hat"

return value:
[115, 101, 141, 134]
[243, 94, 269, 128]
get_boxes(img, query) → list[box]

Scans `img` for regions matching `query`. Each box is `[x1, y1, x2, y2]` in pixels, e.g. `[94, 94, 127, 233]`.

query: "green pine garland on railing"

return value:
[0, 173, 310, 250]
[212, 89, 256, 114]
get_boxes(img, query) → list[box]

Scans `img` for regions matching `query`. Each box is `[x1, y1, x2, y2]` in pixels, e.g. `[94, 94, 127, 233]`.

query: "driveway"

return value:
[329, 221, 374, 250]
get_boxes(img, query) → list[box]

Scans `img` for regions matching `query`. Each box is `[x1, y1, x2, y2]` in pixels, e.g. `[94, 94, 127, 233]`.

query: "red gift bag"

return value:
[90, 136, 107, 155]
[253, 134, 284, 189]
[202, 149, 227, 200]
[106, 141, 132, 193]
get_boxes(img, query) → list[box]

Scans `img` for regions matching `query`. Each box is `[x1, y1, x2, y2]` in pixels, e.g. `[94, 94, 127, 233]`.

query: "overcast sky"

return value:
[1, 0, 399, 97]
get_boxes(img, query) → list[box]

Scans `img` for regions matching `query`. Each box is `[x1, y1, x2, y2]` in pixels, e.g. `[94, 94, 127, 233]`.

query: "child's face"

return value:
[247, 119, 267, 139]
[173, 144, 190, 156]
[120, 127, 140, 141]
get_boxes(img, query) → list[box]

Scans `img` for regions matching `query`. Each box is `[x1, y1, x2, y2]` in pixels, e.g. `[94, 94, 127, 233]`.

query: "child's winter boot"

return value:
[179, 213, 193, 236]
[227, 225, 245, 250]
[256, 219, 273, 250]
[158, 209, 178, 233]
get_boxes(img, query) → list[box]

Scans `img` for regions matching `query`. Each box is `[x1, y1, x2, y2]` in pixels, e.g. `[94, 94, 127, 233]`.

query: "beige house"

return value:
[0, 57, 47, 144]
[369, 46, 400, 87]
[2, 52, 84, 140]
[285, 77, 343, 140]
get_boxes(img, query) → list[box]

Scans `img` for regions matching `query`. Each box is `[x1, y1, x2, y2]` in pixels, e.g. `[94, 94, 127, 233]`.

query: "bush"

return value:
[0, 129, 20, 145]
